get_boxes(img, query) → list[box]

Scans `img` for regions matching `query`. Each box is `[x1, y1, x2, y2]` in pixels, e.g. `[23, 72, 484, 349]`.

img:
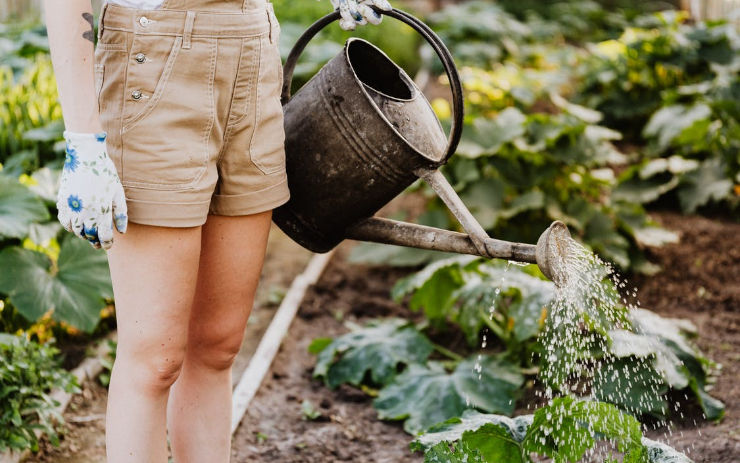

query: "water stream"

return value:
[488, 236, 686, 460]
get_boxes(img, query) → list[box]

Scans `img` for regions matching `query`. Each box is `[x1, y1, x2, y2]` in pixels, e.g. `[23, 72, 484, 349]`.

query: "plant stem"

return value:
[432, 342, 464, 362]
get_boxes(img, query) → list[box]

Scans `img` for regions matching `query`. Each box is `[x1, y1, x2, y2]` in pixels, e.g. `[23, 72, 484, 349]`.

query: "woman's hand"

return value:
[57, 131, 128, 250]
[329, 0, 393, 31]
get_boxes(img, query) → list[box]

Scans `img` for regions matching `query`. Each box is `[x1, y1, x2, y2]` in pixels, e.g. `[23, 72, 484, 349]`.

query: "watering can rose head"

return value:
[329, 0, 393, 30]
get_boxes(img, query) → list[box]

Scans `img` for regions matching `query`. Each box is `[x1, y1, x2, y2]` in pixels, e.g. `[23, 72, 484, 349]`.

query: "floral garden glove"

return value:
[329, 0, 392, 31]
[57, 131, 128, 250]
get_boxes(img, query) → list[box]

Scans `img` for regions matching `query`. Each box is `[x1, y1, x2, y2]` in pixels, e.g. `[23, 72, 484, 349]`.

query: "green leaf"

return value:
[550, 92, 603, 124]
[523, 397, 647, 463]
[391, 256, 476, 325]
[25, 167, 60, 203]
[0, 175, 50, 239]
[307, 337, 332, 355]
[459, 177, 506, 229]
[0, 234, 112, 332]
[422, 442, 484, 463]
[374, 354, 524, 434]
[593, 357, 669, 417]
[413, 409, 531, 462]
[642, 437, 693, 463]
[607, 329, 688, 389]
[458, 107, 526, 158]
[643, 104, 712, 151]
[312, 319, 434, 389]
[677, 158, 733, 213]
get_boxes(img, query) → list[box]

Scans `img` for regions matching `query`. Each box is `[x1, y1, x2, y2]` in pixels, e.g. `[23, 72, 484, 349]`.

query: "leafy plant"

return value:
[0, 333, 79, 453]
[97, 338, 117, 388]
[310, 318, 434, 389]
[412, 397, 692, 462]
[0, 233, 113, 333]
[374, 354, 524, 434]
[386, 257, 723, 421]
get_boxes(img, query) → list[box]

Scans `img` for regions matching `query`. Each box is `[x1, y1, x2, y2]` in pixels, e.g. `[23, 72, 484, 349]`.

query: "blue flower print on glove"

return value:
[56, 131, 128, 250]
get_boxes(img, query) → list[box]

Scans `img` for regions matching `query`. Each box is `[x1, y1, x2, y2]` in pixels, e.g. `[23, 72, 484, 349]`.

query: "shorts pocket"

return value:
[248, 29, 286, 176]
[119, 36, 218, 189]
[121, 34, 182, 131]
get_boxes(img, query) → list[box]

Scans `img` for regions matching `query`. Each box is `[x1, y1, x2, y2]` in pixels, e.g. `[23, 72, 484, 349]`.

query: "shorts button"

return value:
[131, 90, 142, 100]
[135, 53, 146, 63]
[139, 16, 149, 26]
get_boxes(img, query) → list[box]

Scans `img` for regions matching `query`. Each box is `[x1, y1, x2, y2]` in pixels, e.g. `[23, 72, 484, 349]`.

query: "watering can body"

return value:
[272, 9, 570, 285]
[274, 38, 447, 253]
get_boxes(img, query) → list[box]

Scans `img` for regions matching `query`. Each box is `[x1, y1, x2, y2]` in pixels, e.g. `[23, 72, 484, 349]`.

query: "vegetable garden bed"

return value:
[229, 210, 739, 463]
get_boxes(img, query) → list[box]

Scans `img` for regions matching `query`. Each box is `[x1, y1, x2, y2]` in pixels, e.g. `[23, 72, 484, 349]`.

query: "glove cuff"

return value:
[63, 131, 108, 144]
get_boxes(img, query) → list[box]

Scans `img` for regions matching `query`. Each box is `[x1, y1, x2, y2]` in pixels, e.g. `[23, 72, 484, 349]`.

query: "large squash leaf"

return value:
[0, 175, 49, 239]
[374, 354, 524, 434]
[311, 318, 434, 389]
[0, 234, 112, 332]
[413, 399, 686, 463]
[412, 410, 531, 462]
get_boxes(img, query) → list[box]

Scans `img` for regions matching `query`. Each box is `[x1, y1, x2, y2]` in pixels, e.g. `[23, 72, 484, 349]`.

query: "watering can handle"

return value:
[280, 7, 464, 165]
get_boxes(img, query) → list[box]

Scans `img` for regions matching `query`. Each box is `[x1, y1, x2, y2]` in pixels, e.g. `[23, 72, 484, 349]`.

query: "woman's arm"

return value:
[43, 0, 102, 133]
[44, 1, 128, 249]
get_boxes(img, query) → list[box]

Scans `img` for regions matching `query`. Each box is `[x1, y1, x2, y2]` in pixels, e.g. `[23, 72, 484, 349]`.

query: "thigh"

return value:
[187, 211, 272, 345]
[106, 222, 202, 355]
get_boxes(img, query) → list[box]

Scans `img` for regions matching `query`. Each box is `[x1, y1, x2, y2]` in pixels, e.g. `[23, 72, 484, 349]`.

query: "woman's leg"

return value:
[166, 210, 273, 463]
[105, 222, 203, 463]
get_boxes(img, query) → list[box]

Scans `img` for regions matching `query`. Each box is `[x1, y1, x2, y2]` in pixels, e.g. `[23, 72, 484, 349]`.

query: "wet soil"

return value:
[231, 211, 739, 463]
[633, 212, 740, 462]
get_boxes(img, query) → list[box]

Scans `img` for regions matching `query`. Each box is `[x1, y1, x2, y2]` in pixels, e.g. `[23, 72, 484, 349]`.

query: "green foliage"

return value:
[374, 355, 524, 434]
[582, 12, 740, 213]
[0, 57, 63, 165]
[310, 318, 434, 389]
[97, 338, 117, 388]
[0, 233, 113, 333]
[0, 174, 49, 239]
[391, 256, 552, 356]
[300, 399, 322, 421]
[271, 0, 421, 87]
[0, 333, 79, 453]
[413, 398, 691, 462]
[386, 257, 723, 421]
[577, 11, 737, 134]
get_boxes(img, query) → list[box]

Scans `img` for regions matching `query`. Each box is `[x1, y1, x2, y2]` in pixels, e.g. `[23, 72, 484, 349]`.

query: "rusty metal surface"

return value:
[273, 37, 447, 252]
[345, 217, 538, 264]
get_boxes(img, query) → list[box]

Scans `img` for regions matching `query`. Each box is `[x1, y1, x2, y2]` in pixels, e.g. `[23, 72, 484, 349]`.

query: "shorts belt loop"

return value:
[97, 1, 109, 42]
[265, 6, 273, 43]
[182, 10, 196, 49]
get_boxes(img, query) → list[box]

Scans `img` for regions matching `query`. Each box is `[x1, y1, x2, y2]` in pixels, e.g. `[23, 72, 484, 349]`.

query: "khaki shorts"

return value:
[94, 1, 290, 227]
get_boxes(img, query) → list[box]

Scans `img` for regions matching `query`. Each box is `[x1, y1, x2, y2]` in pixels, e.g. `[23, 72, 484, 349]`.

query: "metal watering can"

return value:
[273, 8, 570, 285]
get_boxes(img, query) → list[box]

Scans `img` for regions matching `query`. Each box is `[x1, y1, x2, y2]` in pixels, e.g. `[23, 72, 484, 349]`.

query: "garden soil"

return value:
[26, 212, 738, 462]
[229, 211, 739, 463]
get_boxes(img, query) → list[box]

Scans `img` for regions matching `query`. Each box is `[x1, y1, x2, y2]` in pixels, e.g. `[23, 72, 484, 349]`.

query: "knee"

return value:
[117, 343, 187, 393]
[188, 325, 245, 371]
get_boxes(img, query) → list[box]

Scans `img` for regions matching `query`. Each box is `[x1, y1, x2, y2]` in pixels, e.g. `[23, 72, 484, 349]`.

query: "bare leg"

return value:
[167, 211, 272, 463]
[105, 222, 202, 463]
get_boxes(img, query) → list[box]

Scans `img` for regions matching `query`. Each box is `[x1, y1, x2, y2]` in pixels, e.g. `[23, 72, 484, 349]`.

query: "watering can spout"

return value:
[345, 218, 571, 287]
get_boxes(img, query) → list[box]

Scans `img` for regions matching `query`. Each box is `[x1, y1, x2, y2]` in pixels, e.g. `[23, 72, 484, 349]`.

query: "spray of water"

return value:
[534, 236, 683, 460]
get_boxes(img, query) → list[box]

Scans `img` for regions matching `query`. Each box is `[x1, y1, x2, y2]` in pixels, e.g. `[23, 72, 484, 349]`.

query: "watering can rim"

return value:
[279, 7, 465, 168]
[346, 38, 420, 104]
[342, 37, 447, 164]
